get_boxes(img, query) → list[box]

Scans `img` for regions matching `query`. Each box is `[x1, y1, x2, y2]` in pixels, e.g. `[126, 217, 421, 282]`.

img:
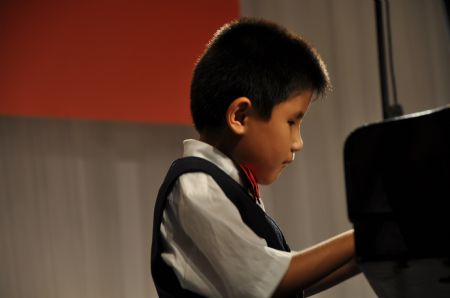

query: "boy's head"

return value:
[190, 17, 330, 133]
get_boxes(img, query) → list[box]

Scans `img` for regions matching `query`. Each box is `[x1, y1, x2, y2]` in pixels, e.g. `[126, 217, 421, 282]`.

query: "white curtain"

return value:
[0, 119, 197, 298]
[1, 1, 449, 297]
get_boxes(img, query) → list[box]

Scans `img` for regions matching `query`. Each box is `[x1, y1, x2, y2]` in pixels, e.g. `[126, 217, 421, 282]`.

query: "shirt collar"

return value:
[182, 139, 243, 186]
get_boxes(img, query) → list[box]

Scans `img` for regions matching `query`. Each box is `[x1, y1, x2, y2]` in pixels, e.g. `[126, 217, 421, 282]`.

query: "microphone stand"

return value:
[374, 0, 404, 119]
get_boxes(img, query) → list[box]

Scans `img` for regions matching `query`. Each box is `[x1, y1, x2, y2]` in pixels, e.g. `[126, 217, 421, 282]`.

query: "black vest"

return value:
[151, 157, 297, 297]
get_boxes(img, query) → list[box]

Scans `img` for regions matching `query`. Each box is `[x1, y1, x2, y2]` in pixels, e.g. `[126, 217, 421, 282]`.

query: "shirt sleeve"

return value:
[160, 172, 293, 298]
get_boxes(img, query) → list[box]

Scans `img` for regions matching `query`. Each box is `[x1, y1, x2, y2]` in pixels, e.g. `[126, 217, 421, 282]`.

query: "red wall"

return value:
[0, 0, 239, 124]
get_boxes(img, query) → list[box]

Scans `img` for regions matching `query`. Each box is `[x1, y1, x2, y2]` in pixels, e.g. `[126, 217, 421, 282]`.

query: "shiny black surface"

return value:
[344, 105, 450, 297]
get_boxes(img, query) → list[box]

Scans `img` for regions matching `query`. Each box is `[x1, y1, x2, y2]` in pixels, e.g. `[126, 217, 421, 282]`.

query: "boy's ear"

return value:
[226, 97, 252, 135]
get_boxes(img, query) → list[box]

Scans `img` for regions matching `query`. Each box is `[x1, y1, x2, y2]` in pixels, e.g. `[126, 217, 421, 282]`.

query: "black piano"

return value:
[344, 105, 450, 297]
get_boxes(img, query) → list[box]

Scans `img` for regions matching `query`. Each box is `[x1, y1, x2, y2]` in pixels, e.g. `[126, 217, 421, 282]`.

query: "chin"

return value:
[258, 173, 279, 185]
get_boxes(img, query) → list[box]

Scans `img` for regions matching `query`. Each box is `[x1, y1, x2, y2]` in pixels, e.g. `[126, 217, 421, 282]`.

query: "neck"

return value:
[199, 129, 241, 164]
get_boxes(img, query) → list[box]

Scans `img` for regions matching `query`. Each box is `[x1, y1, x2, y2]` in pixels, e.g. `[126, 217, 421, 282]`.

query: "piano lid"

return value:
[344, 104, 450, 259]
[344, 105, 450, 297]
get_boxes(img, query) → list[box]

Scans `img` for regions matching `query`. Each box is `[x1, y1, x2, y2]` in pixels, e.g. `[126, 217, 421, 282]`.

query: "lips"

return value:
[282, 153, 295, 165]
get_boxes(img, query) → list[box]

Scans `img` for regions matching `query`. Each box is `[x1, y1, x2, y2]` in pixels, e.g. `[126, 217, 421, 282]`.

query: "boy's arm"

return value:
[272, 229, 360, 297]
[303, 256, 360, 297]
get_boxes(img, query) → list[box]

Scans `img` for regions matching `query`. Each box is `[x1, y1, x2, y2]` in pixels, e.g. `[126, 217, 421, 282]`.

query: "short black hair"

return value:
[190, 17, 330, 132]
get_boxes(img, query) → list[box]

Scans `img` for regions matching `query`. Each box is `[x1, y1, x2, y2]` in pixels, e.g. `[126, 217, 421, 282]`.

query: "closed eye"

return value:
[288, 120, 296, 126]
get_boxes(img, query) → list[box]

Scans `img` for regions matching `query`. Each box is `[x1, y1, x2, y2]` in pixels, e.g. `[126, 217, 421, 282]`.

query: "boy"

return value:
[151, 18, 360, 297]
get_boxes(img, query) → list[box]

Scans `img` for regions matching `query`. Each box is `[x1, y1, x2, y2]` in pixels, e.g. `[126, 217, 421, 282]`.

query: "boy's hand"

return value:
[273, 230, 360, 297]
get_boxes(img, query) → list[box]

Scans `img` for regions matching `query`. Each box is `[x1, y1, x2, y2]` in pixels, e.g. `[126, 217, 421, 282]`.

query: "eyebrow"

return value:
[294, 111, 305, 120]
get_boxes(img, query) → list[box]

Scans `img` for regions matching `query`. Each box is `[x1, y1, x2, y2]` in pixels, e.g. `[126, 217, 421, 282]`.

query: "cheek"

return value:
[252, 148, 284, 180]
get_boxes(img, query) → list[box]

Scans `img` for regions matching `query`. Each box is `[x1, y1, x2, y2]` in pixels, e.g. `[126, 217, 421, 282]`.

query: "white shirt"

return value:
[160, 139, 292, 298]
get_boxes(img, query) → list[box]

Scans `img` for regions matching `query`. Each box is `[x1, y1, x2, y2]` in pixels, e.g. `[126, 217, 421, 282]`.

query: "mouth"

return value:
[283, 153, 295, 166]
[282, 160, 292, 167]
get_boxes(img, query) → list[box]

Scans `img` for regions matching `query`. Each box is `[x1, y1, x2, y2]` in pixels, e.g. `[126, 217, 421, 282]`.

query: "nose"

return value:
[291, 132, 303, 153]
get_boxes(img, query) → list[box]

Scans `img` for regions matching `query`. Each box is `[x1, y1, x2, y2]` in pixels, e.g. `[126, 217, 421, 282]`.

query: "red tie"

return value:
[239, 164, 261, 203]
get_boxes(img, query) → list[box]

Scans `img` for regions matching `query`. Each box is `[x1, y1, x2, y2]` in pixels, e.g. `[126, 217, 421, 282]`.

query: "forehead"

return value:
[273, 90, 313, 115]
